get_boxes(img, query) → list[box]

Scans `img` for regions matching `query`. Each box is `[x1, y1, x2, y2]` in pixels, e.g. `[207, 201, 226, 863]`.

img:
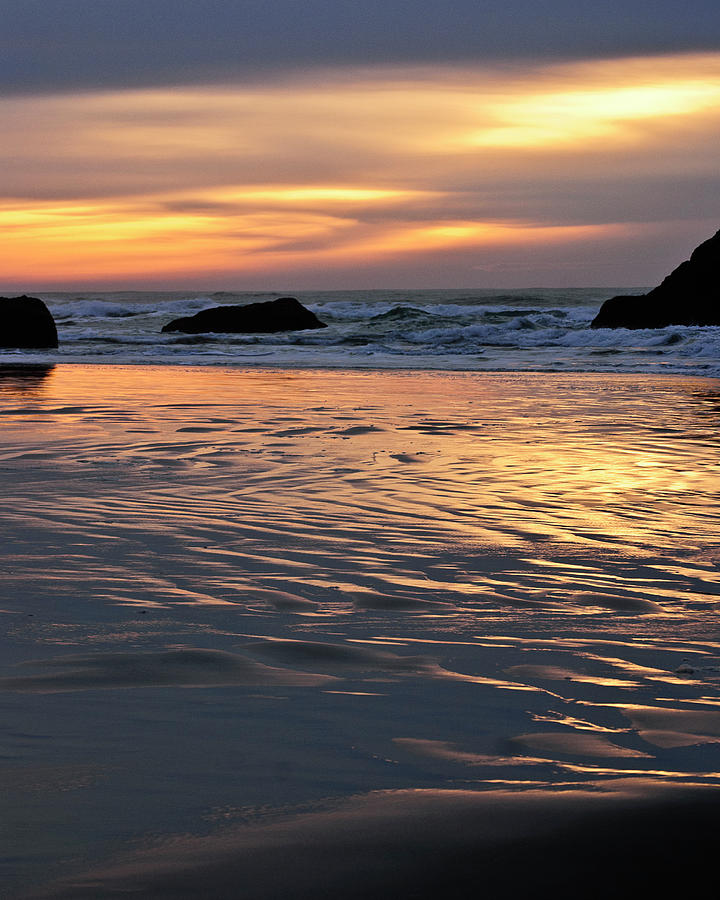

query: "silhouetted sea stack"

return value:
[162, 297, 327, 334]
[591, 228, 720, 329]
[0, 295, 58, 348]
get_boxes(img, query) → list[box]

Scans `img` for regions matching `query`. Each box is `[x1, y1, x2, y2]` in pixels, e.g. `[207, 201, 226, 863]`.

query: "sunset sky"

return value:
[2, 1, 720, 290]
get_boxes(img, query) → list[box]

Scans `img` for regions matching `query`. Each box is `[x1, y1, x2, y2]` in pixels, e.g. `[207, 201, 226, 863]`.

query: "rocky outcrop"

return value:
[591, 229, 720, 328]
[0, 296, 58, 348]
[162, 297, 327, 334]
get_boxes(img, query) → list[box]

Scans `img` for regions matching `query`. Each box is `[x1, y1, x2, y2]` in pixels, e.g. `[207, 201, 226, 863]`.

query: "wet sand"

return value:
[36, 781, 720, 899]
[1, 365, 720, 896]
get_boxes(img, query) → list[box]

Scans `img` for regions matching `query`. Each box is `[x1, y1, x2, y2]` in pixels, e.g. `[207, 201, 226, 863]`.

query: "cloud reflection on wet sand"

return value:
[2, 367, 720, 895]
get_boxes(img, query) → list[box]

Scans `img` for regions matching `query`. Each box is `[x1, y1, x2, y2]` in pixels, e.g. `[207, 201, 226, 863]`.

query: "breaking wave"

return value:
[0, 288, 714, 376]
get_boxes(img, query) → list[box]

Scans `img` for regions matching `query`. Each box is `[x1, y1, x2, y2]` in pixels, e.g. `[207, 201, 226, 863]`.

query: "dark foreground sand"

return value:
[36, 781, 720, 899]
[1, 365, 719, 897]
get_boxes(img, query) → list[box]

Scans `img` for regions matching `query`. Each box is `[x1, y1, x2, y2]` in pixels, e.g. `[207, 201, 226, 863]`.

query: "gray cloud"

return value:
[3, 0, 720, 94]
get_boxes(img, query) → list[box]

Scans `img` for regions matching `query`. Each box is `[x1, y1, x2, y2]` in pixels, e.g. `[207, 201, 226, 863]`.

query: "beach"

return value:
[4, 0, 720, 891]
[1, 363, 720, 897]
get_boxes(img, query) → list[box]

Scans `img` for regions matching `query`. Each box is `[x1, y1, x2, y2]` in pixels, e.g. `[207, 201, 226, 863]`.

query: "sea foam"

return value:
[0, 288, 709, 376]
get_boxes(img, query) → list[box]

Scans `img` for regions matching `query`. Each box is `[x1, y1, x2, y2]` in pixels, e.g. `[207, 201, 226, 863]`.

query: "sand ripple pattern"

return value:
[1, 366, 720, 896]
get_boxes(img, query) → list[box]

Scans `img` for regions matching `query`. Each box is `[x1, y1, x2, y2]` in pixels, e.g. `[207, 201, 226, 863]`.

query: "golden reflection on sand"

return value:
[3, 367, 720, 896]
[2, 366, 716, 572]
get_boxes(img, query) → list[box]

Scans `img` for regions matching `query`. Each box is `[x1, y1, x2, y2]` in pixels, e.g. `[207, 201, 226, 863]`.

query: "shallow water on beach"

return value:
[1, 365, 720, 896]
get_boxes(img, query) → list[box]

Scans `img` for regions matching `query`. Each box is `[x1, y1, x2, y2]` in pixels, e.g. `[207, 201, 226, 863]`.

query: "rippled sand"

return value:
[1, 365, 719, 897]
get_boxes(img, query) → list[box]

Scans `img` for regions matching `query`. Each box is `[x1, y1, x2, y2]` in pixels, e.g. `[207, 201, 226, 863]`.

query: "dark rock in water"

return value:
[591, 229, 720, 328]
[161, 297, 327, 334]
[0, 295, 58, 348]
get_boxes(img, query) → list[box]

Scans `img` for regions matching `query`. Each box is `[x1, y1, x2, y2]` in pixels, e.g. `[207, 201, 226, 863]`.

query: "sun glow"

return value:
[471, 79, 720, 148]
[1, 193, 629, 282]
[2, 52, 719, 287]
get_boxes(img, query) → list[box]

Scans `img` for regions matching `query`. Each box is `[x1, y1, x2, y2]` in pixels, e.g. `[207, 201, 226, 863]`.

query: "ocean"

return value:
[4, 287, 720, 376]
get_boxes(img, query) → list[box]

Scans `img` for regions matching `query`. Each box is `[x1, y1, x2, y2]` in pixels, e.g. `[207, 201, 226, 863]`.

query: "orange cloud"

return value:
[1, 53, 719, 286]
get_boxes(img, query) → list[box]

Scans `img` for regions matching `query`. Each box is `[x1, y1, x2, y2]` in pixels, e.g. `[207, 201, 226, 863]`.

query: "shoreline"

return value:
[2, 358, 720, 378]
